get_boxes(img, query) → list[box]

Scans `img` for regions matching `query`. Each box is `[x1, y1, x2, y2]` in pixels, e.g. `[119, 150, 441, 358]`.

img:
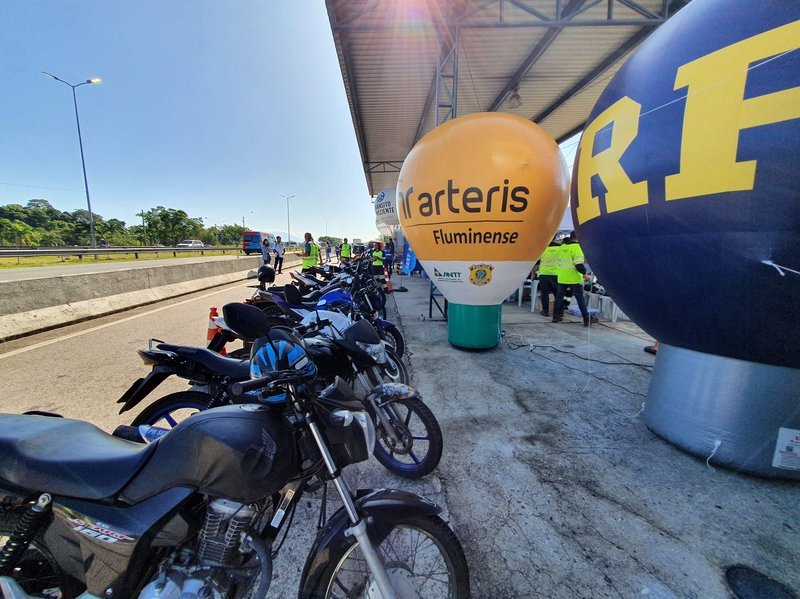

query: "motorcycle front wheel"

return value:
[373, 397, 443, 479]
[379, 324, 405, 358]
[130, 391, 210, 427]
[381, 349, 409, 385]
[310, 514, 470, 599]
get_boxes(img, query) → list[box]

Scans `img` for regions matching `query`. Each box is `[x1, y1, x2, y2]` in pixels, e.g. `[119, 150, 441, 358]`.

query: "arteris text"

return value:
[398, 179, 529, 220]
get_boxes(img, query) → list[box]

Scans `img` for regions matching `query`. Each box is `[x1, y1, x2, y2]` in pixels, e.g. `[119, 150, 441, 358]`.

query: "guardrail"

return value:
[0, 246, 244, 259]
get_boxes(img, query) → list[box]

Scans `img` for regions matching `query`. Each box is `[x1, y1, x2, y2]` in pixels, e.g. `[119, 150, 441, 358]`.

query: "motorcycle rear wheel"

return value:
[130, 391, 210, 428]
[311, 514, 470, 599]
[0, 510, 80, 598]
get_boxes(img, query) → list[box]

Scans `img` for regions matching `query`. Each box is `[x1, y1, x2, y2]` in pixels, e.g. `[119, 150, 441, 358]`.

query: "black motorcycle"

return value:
[119, 307, 440, 479]
[0, 305, 469, 599]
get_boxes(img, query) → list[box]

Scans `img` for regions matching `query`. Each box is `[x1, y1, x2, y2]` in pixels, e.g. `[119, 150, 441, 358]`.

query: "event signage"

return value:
[397, 112, 569, 305]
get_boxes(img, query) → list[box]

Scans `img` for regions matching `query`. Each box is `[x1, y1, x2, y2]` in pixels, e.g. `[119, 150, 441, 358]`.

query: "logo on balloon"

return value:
[469, 264, 493, 287]
[397, 113, 569, 305]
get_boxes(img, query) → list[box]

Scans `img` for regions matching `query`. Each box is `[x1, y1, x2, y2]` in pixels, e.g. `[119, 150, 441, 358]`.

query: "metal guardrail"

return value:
[0, 246, 244, 259]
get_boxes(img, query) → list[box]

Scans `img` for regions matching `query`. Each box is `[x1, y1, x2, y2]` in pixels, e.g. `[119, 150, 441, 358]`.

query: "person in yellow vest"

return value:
[553, 231, 591, 326]
[371, 241, 386, 291]
[536, 238, 561, 317]
[340, 238, 352, 265]
[301, 232, 319, 273]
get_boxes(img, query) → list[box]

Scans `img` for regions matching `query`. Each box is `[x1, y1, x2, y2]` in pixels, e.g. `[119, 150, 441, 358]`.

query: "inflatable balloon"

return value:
[572, 0, 800, 477]
[398, 113, 569, 348]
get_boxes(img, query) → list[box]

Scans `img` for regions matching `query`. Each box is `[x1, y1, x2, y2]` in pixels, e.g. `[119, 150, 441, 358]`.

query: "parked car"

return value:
[176, 239, 205, 248]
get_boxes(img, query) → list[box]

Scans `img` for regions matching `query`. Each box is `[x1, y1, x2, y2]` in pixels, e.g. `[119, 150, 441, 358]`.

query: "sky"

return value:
[0, 2, 578, 243]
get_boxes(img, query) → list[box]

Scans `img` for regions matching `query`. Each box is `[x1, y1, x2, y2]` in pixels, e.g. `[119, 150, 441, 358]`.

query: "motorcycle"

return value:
[0, 308, 470, 598]
[119, 307, 439, 479]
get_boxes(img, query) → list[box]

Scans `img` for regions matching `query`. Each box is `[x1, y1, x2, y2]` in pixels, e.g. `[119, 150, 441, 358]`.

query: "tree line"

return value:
[0, 200, 246, 247]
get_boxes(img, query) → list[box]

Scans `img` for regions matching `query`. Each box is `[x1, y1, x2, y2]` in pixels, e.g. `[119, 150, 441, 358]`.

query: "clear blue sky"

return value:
[0, 2, 578, 242]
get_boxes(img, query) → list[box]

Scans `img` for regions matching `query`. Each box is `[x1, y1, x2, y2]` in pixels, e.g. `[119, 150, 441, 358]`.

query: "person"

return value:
[340, 237, 352, 265]
[260, 238, 271, 265]
[98, 237, 107, 247]
[553, 231, 592, 326]
[301, 232, 319, 273]
[273, 236, 285, 274]
[371, 241, 386, 291]
[383, 239, 394, 279]
[536, 238, 561, 317]
[335, 243, 341, 261]
[325, 240, 332, 263]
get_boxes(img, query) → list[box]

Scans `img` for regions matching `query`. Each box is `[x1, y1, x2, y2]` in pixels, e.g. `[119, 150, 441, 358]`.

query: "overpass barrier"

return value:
[0, 255, 301, 341]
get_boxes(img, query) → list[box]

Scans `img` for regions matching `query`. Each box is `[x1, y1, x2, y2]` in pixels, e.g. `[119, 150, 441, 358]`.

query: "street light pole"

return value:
[242, 211, 253, 230]
[280, 194, 295, 245]
[43, 72, 101, 248]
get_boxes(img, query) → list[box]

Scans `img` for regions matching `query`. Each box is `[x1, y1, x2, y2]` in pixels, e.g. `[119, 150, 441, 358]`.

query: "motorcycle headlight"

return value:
[356, 341, 386, 364]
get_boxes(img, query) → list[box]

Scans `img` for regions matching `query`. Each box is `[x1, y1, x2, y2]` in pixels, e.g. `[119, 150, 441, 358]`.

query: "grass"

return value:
[0, 249, 244, 269]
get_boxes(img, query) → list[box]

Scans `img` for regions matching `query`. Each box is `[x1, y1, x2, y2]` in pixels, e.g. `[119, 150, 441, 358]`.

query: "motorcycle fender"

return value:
[298, 489, 440, 598]
[370, 382, 419, 406]
[117, 368, 172, 414]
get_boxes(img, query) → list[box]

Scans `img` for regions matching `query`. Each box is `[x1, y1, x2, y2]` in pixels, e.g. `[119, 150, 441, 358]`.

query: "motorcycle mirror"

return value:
[222, 302, 272, 341]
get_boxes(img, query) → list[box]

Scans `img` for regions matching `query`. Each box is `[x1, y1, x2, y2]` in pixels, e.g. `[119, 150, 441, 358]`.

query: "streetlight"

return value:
[242, 211, 253, 230]
[280, 194, 295, 246]
[43, 72, 102, 248]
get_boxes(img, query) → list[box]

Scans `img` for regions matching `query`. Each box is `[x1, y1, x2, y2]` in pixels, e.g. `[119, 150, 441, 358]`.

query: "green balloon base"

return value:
[447, 303, 502, 349]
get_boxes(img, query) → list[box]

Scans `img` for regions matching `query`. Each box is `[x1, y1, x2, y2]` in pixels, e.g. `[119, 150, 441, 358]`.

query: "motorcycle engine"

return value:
[137, 498, 266, 599]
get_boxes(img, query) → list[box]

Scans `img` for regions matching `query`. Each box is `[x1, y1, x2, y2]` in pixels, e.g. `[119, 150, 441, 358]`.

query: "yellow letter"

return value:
[575, 97, 649, 225]
[665, 20, 800, 201]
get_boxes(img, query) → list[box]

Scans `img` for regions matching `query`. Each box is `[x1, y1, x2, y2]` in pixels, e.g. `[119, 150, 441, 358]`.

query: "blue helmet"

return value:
[250, 328, 317, 403]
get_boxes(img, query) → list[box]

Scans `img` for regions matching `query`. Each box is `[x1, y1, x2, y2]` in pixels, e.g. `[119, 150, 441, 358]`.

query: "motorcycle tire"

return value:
[379, 324, 405, 358]
[306, 513, 469, 599]
[130, 391, 211, 428]
[381, 349, 408, 385]
[0, 509, 81, 598]
[372, 397, 443, 479]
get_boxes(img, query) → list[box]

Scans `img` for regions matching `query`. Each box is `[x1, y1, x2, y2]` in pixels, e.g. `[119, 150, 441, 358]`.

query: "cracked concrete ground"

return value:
[266, 275, 798, 598]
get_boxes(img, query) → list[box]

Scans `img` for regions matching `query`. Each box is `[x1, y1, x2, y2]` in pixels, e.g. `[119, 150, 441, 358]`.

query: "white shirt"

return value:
[274, 242, 285, 257]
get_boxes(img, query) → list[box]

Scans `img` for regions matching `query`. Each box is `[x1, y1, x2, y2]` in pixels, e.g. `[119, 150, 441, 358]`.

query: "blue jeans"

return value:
[555, 282, 588, 319]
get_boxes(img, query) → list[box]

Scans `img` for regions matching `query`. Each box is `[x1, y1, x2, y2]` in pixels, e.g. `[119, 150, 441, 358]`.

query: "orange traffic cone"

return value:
[383, 267, 393, 293]
[207, 307, 226, 355]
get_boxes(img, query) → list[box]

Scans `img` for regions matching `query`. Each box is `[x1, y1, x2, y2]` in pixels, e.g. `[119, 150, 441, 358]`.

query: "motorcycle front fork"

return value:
[305, 416, 397, 599]
[355, 369, 401, 445]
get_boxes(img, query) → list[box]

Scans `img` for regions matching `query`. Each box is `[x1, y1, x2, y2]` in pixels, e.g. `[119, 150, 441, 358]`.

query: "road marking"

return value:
[0, 283, 248, 360]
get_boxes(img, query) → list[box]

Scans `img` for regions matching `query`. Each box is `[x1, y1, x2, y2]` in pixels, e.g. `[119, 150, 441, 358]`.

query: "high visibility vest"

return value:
[341, 243, 351, 258]
[372, 250, 384, 266]
[538, 245, 560, 276]
[557, 242, 585, 284]
[302, 242, 319, 269]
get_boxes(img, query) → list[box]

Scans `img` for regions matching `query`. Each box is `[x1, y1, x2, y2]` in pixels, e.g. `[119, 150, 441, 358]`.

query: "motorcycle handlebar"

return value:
[229, 369, 304, 396]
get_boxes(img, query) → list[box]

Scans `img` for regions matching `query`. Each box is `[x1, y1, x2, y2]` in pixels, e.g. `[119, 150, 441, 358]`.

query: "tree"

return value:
[218, 224, 244, 246]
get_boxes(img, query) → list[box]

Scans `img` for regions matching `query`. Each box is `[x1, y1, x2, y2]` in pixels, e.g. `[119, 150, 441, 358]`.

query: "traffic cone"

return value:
[383, 267, 393, 293]
[207, 307, 226, 355]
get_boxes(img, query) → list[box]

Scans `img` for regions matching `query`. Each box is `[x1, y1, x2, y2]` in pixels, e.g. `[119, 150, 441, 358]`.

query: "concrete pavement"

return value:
[386, 275, 799, 598]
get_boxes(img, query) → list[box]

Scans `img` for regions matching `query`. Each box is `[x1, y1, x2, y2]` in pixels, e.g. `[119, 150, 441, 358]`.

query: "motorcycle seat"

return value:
[0, 414, 157, 500]
[156, 344, 250, 379]
[283, 284, 319, 309]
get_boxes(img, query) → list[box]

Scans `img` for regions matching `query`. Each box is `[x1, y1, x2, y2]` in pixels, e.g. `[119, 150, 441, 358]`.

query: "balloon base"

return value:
[645, 344, 800, 479]
[447, 303, 501, 349]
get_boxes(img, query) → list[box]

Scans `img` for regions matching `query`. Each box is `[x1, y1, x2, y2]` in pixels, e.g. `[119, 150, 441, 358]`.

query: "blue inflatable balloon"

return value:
[571, 0, 800, 369]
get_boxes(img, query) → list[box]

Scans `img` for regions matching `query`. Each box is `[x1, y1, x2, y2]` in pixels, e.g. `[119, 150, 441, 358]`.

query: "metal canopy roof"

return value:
[326, 0, 688, 195]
